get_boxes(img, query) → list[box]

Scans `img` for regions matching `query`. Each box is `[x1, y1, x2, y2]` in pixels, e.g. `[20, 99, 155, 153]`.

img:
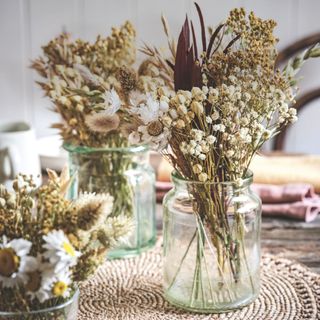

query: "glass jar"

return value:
[0, 289, 79, 319]
[163, 171, 261, 313]
[64, 144, 156, 259]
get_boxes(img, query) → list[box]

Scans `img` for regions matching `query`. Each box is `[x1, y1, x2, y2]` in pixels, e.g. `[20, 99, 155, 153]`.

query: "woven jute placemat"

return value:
[78, 240, 320, 320]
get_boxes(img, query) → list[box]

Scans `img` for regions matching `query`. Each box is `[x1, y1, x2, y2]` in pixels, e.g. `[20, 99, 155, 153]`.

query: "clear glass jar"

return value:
[64, 144, 156, 259]
[0, 289, 79, 319]
[163, 172, 261, 313]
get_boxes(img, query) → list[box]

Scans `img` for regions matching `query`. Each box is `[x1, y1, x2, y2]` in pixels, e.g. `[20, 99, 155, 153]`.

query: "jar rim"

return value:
[0, 289, 79, 316]
[63, 143, 149, 154]
[171, 170, 253, 187]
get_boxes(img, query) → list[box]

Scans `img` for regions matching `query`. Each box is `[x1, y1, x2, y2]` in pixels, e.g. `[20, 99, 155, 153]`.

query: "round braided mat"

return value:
[78, 239, 320, 320]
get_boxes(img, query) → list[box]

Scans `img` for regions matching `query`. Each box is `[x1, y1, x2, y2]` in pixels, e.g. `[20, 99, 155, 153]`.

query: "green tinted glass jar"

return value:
[0, 289, 79, 320]
[163, 172, 261, 313]
[64, 144, 156, 259]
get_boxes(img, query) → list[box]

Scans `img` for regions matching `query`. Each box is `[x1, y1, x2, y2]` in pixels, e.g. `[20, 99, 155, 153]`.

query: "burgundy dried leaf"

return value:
[207, 24, 225, 58]
[191, 21, 198, 60]
[223, 34, 241, 54]
[174, 17, 191, 91]
[166, 59, 175, 71]
[186, 45, 195, 89]
[194, 2, 207, 53]
[192, 62, 202, 88]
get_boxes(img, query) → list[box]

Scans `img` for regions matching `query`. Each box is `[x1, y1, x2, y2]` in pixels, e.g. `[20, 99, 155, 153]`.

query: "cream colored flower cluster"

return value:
[0, 172, 132, 312]
[129, 73, 297, 181]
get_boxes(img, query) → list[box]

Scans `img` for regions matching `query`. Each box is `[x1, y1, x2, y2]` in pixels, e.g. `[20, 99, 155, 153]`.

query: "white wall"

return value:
[0, 0, 319, 153]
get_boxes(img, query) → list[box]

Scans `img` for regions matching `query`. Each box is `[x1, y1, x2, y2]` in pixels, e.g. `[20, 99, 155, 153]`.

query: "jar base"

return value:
[107, 236, 156, 259]
[164, 290, 259, 314]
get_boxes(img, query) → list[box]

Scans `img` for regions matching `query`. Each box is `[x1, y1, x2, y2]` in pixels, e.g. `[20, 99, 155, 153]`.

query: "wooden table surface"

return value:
[156, 205, 320, 274]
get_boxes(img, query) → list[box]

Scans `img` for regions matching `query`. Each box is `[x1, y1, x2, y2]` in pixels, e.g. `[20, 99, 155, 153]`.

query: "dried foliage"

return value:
[0, 171, 132, 312]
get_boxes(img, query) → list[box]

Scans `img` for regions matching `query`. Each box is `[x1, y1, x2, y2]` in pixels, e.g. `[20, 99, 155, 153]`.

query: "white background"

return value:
[0, 0, 319, 153]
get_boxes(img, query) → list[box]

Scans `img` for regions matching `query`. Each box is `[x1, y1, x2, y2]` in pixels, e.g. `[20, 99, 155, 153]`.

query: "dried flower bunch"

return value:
[128, 3, 320, 301]
[32, 21, 165, 148]
[0, 169, 132, 312]
[131, 5, 320, 183]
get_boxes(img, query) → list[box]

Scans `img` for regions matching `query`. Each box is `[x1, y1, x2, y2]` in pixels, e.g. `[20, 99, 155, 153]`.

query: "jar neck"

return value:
[63, 143, 149, 161]
[171, 171, 253, 196]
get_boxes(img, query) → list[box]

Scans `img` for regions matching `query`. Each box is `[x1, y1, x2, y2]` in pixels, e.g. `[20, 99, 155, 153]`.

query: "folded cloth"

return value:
[250, 155, 320, 193]
[252, 183, 320, 222]
[251, 183, 317, 203]
[156, 180, 320, 222]
[262, 200, 320, 222]
[156, 157, 320, 222]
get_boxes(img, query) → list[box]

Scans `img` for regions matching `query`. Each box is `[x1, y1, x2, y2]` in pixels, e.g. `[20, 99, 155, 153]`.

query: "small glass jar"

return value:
[163, 172, 261, 313]
[64, 144, 156, 259]
[0, 289, 79, 319]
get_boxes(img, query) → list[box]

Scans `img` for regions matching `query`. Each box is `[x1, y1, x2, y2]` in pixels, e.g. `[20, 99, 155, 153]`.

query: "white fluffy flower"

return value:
[43, 230, 80, 273]
[100, 215, 135, 248]
[102, 89, 122, 115]
[0, 236, 37, 288]
[133, 94, 163, 124]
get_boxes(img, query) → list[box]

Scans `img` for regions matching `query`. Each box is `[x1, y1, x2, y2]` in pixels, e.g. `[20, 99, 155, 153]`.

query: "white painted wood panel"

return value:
[0, 0, 28, 124]
[0, 0, 319, 153]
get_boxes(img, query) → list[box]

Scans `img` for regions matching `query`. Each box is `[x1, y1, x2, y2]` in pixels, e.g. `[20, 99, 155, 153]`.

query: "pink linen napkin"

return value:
[251, 184, 316, 203]
[156, 182, 320, 222]
[252, 184, 320, 222]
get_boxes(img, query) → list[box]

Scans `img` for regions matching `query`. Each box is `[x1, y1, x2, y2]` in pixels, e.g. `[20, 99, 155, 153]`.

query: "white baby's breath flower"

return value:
[198, 172, 208, 182]
[243, 92, 251, 102]
[43, 230, 81, 273]
[212, 124, 225, 132]
[191, 101, 204, 114]
[159, 100, 169, 112]
[206, 135, 216, 144]
[206, 116, 212, 124]
[169, 108, 178, 120]
[193, 164, 202, 174]
[0, 236, 37, 288]
[191, 129, 205, 142]
[177, 104, 188, 115]
[191, 87, 205, 101]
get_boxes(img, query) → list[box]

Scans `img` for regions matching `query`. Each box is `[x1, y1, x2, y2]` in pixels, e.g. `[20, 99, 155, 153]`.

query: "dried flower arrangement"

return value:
[128, 3, 320, 310]
[31, 21, 164, 147]
[31, 23, 163, 244]
[0, 169, 132, 314]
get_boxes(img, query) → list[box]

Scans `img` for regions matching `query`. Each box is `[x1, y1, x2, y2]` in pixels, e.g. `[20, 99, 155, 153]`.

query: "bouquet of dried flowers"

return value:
[128, 3, 320, 309]
[31, 22, 164, 235]
[0, 169, 132, 316]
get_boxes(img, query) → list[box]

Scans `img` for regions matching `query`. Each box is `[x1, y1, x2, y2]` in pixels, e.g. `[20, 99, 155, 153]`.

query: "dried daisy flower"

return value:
[0, 170, 131, 313]
[31, 21, 165, 149]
